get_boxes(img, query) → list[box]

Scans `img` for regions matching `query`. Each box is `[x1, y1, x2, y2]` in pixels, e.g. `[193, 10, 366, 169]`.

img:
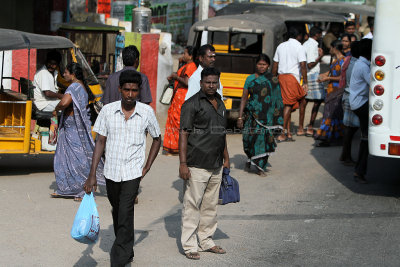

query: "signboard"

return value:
[98, 0, 112, 18]
[150, 0, 193, 41]
[111, 1, 137, 21]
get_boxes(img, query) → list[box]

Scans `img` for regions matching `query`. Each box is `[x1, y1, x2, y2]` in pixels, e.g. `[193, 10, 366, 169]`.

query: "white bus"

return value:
[369, 0, 400, 158]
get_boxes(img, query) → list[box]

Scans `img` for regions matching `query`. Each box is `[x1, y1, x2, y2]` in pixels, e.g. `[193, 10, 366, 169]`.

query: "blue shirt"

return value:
[344, 57, 358, 93]
[349, 56, 371, 110]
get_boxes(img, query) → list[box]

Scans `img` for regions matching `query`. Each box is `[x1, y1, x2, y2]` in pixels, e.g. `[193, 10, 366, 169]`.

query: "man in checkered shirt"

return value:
[84, 70, 161, 266]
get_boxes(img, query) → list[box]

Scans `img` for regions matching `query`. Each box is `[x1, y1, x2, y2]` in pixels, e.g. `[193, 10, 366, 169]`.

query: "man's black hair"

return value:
[198, 44, 215, 57]
[350, 41, 361, 59]
[46, 50, 62, 64]
[122, 45, 139, 66]
[132, 45, 140, 59]
[288, 27, 303, 39]
[309, 27, 322, 38]
[119, 70, 142, 87]
[256, 53, 270, 66]
[201, 67, 220, 80]
[367, 16, 374, 28]
[345, 21, 356, 28]
[359, 38, 373, 60]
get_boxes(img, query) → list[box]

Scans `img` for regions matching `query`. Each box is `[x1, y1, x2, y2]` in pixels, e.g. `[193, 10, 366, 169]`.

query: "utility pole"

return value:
[198, 0, 209, 45]
[199, 0, 209, 22]
[192, 0, 196, 25]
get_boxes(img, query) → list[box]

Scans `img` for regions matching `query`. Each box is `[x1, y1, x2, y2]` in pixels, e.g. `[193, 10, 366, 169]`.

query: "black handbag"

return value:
[219, 168, 240, 205]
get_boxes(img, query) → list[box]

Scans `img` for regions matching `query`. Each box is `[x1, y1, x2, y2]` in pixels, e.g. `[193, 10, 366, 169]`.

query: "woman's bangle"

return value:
[238, 117, 243, 120]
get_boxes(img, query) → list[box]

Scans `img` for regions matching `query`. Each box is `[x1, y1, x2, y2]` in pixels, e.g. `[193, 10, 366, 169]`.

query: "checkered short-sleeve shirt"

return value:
[93, 101, 161, 181]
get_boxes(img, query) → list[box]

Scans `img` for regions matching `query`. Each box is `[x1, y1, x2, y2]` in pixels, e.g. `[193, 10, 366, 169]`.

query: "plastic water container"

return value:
[41, 131, 57, 151]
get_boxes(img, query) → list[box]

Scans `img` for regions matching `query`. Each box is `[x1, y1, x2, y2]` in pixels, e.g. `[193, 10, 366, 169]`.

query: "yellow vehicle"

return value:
[0, 28, 102, 154]
[188, 14, 286, 118]
[188, 10, 344, 119]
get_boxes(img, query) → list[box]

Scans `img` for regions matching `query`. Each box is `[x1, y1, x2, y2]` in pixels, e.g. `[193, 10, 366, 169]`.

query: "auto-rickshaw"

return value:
[188, 14, 287, 118]
[0, 28, 102, 154]
[188, 8, 345, 119]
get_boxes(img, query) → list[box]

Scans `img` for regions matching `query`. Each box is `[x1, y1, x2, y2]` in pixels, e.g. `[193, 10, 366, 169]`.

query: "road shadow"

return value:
[73, 225, 113, 267]
[0, 154, 54, 176]
[231, 154, 248, 170]
[172, 179, 184, 203]
[310, 135, 400, 197]
[73, 224, 150, 266]
[73, 242, 98, 267]
[163, 209, 229, 255]
[231, 154, 271, 174]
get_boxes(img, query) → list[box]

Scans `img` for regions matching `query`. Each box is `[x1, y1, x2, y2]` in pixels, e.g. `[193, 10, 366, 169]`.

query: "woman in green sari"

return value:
[237, 54, 284, 176]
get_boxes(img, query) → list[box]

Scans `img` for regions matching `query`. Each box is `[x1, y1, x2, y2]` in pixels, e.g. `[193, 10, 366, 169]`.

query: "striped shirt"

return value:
[93, 101, 161, 182]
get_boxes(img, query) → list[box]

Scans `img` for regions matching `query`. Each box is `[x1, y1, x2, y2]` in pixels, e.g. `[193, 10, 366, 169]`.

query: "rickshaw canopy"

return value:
[305, 2, 375, 16]
[216, 3, 346, 22]
[189, 13, 286, 41]
[0, 28, 74, 51]
[57, 21, 124, 32]
[188, 14, 287, 60]
[216, 3, 277, 16]
[250, 6, 346, 23]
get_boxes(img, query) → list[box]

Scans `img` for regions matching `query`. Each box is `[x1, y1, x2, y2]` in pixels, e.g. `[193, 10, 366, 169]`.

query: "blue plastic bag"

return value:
[70, 192, 100, 243]
[219, 168, 240, 205]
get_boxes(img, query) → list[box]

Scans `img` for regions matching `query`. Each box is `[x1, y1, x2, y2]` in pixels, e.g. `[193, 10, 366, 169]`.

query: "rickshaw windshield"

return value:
[207, 31, 262, 54]
[75, 49, 99, 85]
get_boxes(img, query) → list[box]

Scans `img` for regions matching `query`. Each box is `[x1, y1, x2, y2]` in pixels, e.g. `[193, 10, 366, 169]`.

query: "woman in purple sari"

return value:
[50, 62, 104, 201]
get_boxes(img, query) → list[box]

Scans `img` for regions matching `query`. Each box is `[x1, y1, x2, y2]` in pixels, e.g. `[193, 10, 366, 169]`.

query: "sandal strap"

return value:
[186, 252, 200, 259]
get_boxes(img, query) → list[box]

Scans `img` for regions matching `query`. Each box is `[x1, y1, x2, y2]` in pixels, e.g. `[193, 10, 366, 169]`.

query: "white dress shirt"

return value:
[33, 65, 60, 110]
[93, 101, 161, 182]
[303, 38, 320, 75]
[185, 65, 223, 101]
[273, 38, 307, 82]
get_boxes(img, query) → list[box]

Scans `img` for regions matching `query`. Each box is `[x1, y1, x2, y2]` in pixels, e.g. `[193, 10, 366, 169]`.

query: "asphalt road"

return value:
[1, 108, 400, 267]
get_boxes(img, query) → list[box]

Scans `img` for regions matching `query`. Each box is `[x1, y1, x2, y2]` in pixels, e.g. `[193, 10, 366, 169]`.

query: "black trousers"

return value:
[353, 102, 369, 176]
[106, 178, 141, 267]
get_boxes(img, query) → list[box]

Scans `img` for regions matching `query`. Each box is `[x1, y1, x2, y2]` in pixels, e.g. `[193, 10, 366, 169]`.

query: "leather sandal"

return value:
[185, 252, 200, 260]
[205, 246, 226, 254]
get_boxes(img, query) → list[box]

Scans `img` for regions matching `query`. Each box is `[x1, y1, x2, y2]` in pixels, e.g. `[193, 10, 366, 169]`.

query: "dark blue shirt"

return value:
[101, 66, 152, 105]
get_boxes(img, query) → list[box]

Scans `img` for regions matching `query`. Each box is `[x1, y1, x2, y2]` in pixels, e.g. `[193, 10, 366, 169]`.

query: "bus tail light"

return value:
[389, 143, 400, 156]
[390, 136, 400, 141]
[372, 114, 383, 125]
[375, 55, 386, 66]
[374, 85, 384, 96]
[381, 144, 386, 150]
[375, 70, 385, 81]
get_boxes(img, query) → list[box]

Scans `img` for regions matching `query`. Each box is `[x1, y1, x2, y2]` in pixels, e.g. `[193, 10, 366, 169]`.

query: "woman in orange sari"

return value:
[163, 46, 197, 154]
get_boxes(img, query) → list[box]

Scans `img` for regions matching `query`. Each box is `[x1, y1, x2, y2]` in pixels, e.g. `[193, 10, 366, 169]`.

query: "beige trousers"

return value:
[181, 166, 222, 253]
